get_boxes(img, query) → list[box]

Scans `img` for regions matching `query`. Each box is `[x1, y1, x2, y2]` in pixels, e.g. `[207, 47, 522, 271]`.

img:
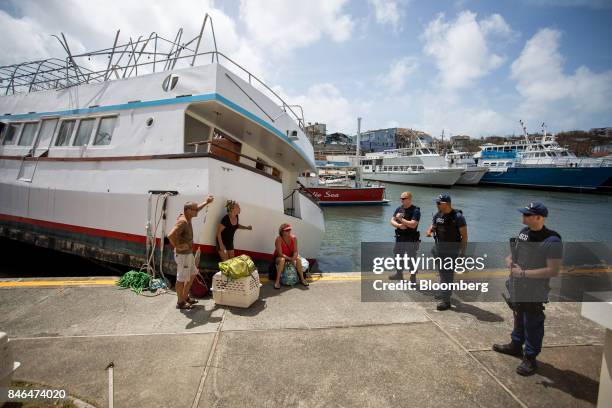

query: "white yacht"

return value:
[445, 151, 488, 185]
[0, 16, 324, 272]
[359, 147, 463, 186]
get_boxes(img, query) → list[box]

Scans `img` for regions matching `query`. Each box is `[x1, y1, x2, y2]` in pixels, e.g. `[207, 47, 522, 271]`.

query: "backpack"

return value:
[281, 262, 299, 286]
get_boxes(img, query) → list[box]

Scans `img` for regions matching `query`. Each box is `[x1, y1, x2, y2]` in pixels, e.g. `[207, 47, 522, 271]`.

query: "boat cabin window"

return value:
[2, 123, 21, 145]
[36, 119, 58, 150]
[93, 116, 117, 146]
[73, 118, 96, 146]
[18, 122, 38, 146]
[561, 151, 569, 156]
[55, 120, 76, 146]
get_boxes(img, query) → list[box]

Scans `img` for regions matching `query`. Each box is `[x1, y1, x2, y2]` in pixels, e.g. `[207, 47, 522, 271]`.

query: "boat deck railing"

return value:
[0, 14, 305, 130]
[515, 157, 612, 168]
[186, 140, 282, 179]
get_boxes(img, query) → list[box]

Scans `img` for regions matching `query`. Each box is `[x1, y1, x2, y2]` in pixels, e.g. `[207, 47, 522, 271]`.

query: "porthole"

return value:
[145, 117, 154, 128]
[162, 74, 179, 91]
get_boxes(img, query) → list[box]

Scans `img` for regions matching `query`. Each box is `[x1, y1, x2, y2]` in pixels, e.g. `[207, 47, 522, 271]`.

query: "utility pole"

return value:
[356, 117, 362, 157]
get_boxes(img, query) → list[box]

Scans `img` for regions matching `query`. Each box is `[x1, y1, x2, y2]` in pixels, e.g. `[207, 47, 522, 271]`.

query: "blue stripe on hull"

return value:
[480, 167, 612, 190]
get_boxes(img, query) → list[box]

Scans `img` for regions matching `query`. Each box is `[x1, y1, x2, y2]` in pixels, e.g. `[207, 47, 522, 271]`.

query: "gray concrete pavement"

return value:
[0, 278, 605, 407]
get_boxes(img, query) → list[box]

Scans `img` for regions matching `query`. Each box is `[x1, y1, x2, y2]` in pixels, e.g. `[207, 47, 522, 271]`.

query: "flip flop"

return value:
[301, 280, 310, 287]
[274, 282, 281, 289]
[187, 298, 199, 305]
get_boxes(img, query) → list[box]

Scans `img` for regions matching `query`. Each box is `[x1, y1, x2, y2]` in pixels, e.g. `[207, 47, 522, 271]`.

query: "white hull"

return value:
[0, 156, 324, 265]
[362, 168, 462, 186]
[456, 167, 488, 185]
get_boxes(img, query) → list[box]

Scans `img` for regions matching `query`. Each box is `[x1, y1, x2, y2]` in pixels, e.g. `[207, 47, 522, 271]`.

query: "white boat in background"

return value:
[359, 146, 463, 187]
[0, 15, 324, 272]
[445, 151, 488, 185]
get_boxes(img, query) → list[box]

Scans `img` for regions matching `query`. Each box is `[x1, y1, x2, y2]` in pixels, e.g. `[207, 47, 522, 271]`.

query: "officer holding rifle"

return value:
[493, 202, 563, 376]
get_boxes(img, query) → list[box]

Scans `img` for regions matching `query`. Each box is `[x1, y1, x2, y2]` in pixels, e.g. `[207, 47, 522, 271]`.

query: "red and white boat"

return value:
[300, 165, 389, 206]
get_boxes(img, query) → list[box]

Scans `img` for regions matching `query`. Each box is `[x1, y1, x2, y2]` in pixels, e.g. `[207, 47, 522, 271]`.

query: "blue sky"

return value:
[1, 0, 611, 137]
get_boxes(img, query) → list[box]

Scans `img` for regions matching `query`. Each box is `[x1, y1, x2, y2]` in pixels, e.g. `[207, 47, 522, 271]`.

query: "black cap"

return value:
[518, 202, 548, 217]
[434, 193, 451, 204]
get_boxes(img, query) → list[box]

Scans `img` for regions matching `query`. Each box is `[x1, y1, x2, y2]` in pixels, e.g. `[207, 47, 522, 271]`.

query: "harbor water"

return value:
[318, 184, 612, 272]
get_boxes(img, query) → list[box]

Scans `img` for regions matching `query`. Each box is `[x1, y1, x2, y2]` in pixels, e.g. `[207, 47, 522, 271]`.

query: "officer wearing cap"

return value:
[493, 202, 563, 376]
[389, 191, 420, 285]
[425, 193, 468, 311]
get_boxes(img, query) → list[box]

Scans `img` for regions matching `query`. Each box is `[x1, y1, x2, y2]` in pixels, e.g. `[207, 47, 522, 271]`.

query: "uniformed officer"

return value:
[493, 202, 563, 376]
[389, 191, 420, 285]
[425, 193, 468, 311]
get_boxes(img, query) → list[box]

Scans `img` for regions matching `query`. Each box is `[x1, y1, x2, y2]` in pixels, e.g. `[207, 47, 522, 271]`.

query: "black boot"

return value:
[436, 301, 451, 311]
[409, 273, 417, 286]
[492, 341, 523, 357]
[516, 355, 538, 376]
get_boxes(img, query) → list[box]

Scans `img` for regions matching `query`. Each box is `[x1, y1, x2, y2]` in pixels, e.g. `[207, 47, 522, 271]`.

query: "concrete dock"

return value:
[0, 275, 605, 407]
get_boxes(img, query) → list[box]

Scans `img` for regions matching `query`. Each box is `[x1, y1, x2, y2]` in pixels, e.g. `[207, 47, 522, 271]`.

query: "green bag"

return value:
[219, 254, 256, 280]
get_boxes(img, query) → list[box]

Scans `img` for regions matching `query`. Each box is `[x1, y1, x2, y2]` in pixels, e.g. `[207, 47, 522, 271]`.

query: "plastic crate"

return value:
[212, 270, 261, 308]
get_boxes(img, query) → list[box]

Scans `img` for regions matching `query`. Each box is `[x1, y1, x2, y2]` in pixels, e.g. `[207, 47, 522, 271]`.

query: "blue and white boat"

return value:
[477, 122, 612, 192]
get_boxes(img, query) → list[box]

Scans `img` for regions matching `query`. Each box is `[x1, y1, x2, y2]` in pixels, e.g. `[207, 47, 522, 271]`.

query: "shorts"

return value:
[175, 253, 198, 282]
[216, 237, 235, 251]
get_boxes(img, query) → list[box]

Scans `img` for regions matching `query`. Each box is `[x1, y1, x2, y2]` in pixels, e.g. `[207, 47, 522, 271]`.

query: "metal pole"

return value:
[191, 14, 208, 66]
[356, 117, 361, 157]
[104, 30, 120, 81]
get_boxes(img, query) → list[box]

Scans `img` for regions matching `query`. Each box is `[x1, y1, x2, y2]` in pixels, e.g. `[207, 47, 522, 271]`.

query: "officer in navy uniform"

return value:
[425, 193, 468, 311]
[493, 202, 563, 376]
[389, 191, 420, 285]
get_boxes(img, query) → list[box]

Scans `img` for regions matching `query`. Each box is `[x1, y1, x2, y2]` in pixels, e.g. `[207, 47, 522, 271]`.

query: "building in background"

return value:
[305, 122, 327, 144]
[592, 144, 612, 157]
[359, 128, 396, 152]
[326, 132, 351, 144]
[450, 135, 470, 151]
[359, 128, 434, 152]
[590, 127, 612, 137]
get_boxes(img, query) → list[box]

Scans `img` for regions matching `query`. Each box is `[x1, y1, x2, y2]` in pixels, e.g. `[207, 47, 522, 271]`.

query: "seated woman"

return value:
[216, 200, 252, 261]
[273, 223, 309, 289]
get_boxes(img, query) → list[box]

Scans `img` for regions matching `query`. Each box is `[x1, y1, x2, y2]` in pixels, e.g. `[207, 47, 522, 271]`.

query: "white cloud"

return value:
[480, 14, 515, 37]
[239, 0, 355, 58]
[368, 0, 401, 32]
[275, 83, 369, 134]
[422, 11, 515, 89]
[378, 57, 419, 91]
[511, 28, 612, 128]
[0, 0, 237, 66]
